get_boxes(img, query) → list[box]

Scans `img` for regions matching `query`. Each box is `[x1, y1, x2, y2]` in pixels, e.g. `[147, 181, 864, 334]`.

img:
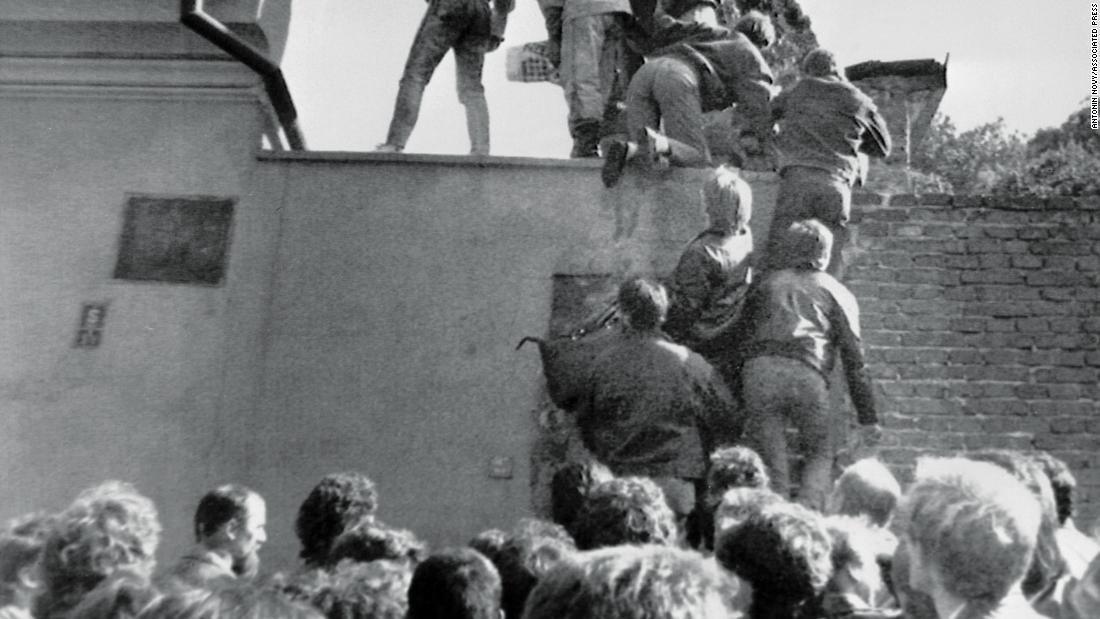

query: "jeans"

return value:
[560, 13, 628, 132]
[741, 355, 832, 510]
[764, 166, 852, 276]
[625, 56, 711, 167]
[386, 0, 491, 154]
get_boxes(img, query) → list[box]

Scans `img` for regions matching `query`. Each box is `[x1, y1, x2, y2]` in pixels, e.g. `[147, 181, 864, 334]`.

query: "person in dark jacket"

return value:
[601, 11, 776, 186]
[735, 219, 879, 510]
[574, 277, 736, 522]
[763, 48, 891, 277]
[664, 165, 754, 356]
[376, 0, 513, 155]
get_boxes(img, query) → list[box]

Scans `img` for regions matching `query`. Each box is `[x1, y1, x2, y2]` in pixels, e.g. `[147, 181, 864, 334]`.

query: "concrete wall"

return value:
[242, 153, 770, 568]
[0, 11, 280, 570]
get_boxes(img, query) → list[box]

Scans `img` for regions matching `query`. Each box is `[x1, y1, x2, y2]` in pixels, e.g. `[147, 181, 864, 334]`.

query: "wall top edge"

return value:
[256, 151, 782, 181]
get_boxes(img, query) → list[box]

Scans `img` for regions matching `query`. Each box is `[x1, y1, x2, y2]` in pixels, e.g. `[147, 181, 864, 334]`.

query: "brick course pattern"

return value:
[847, 193, 1100, 527]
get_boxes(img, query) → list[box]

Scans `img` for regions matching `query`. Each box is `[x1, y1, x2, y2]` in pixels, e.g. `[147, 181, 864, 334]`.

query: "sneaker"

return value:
[601, 139, 629, 188]
[374, 143, 403, 153]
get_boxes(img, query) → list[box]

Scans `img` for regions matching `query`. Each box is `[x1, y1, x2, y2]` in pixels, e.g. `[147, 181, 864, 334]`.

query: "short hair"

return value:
[715, 502, 833, 618]
[0, 513, 53, 606]
[967, 449, 1066, 597]
[328, 521, 427, 567]
[783, 219, 833, 270]
[304, 560, 412, 619]
[493, 520, 576, 619]
[713, 486, 784, 535]
[522, 545, 741, 619]
[37, 481, 162, 619]
[1030, 451, 1076, 525]
[296, 473, 379, 567]
[571, 477, 677, 550]
[702, 166, 752, 232]
[802, 48, 839, 77]
[900, 457, 1040, 606]
[68, 571, 161, 619]
[194, 485, 258, 541]
[734, 10, 776, 49]
[550, 461, 614, 535]
[889, 542, 939, 619]
[828, 459, 901, 527]
[616, 279, 669, 331]
[706, 446, 770, 502]
[407, 548, 502, 619]
[141, 583, 323, 619]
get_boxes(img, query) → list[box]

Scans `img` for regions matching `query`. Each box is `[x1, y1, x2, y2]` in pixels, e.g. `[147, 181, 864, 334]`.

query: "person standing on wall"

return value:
[376, 0, 514, 155]
[763, 48, 891, 277]
[539, 0, 635, 158]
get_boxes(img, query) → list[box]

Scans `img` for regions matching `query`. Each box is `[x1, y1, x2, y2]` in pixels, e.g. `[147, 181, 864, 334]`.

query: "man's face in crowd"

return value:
[228, 494, 267, 576]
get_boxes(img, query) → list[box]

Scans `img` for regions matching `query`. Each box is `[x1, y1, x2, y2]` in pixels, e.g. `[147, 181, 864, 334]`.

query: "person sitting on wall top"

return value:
[376, 0, 514, 156]
[601, 11, 777, 187]
[162, 485, 268, 591]
[728, 219, 880, 511]
[762, 47, 891, 278]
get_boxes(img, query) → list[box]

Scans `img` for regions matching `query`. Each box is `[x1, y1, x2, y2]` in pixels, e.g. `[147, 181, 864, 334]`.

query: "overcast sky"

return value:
[280, 1, 1094, 157]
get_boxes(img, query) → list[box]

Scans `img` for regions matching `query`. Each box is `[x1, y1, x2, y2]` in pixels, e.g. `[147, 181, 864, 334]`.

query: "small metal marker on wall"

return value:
[74, 303, 108, 349]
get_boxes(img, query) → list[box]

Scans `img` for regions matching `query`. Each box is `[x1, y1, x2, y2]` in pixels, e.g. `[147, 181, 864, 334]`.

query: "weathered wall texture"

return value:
[846, 192, 1100, 525]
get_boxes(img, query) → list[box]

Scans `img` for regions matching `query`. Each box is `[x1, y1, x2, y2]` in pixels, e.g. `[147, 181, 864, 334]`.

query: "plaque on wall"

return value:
[113, 195, 235, 286]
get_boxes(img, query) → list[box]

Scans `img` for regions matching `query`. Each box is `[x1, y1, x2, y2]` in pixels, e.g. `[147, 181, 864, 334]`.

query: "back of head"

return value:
[468, 529, 509, 565]
[781, 219, 833, 271]
[296, 473, 378, 567]
[550, 461, 614, 536]
[733, 10, 775, 49]
[702, 166, 752, 233]
[407, 548, 502, 619]
[827, 459, 901, 527]
[1030, 451, 1076, 526]
[967, 449, 1066, 596]
[571, 477, 677, 551]
[802, 48, 839, 78]
[889, 543, 938, 619]
[309, 559, 412, 619]
[823, 516, 882, 601]
[900, 457, 1041, 607]
[494, 521, 576, 619]
[328, 521, 427, 567]
[522, 545, 739, 619]
[194, 485, 257, 542]
[38, 481, 161, 618]
[617, 279, 669, 331]
[715, 501, 833, 618]
[706, 446, 770, 503]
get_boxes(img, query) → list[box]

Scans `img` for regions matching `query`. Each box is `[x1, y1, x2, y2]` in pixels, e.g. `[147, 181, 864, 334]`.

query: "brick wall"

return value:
[847, 192, 1100, 527]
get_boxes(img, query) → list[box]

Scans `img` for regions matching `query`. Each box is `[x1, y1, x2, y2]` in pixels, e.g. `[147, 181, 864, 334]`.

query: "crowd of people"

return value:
[1, 451, 1098, 619]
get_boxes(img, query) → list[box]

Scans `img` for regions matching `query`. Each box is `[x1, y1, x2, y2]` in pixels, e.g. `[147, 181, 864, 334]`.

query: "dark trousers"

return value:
[386, 0, 491, 154]
[741, 355, 833, 510]
[764, 166, 852, 277]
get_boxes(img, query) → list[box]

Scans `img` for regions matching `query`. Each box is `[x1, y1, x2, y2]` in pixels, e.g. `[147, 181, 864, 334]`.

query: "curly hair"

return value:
[0, 512, 53, 606]
[295, 473, 378, 567]
[715, 502, 833, 619]
[523, 545, 741, 619]
[467, 529, 509, 565]
[327, 521, 427, 567]
[706, 446, 770, 501]
[300, 560, 412, 619]
[713, 486, 785, 536]
[36, 481, 161, 619]
[571, 478, 677, 551]
[141, 583, 322, 619]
